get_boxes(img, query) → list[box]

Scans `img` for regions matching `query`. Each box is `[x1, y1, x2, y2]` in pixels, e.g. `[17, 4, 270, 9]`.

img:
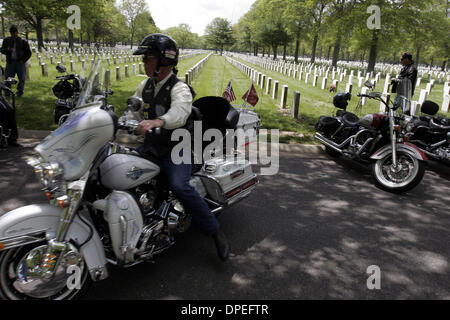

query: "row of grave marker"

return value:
[228, 52, 450, 113]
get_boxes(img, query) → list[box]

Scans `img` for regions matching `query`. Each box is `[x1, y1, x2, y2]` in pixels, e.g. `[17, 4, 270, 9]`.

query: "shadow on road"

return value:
[1, 140, 449, 299]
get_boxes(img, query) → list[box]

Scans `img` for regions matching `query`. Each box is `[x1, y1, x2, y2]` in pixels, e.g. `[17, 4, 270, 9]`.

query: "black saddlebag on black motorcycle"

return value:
[315, 116, 340, 135]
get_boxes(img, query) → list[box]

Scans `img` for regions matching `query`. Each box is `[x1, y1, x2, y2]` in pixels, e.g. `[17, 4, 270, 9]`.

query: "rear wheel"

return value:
[372, 151, 426, 193]
[0, 242, 92, 300]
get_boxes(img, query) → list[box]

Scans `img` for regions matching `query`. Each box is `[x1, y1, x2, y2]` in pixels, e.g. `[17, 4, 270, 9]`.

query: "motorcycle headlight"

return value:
[27, 157, 65, 192]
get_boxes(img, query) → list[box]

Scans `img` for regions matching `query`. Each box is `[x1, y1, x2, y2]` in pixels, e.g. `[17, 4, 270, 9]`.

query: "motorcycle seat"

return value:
[342, 112, 359, 127]
[429, 119, 450, 132]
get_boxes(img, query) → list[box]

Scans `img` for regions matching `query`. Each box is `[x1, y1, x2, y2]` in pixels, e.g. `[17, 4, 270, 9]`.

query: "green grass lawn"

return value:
[6, 53, 209, 131]
[192, 54, 317, 143]
[5, 51, 448, 145]
[231, 55, 448, 119]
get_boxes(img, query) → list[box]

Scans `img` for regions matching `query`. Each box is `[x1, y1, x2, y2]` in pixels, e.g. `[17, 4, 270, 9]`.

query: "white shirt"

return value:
[133, 71, 193, 130]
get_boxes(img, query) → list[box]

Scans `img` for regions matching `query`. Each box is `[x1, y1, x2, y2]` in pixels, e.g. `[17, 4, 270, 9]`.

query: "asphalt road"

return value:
[1, 138, 449, 300]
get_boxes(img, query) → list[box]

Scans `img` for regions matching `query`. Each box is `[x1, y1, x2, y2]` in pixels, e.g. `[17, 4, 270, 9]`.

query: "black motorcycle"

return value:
[315, 79, 427, 193]
[52, 64, 83, 125]
[0, 77, 19, 149]
[52, 64, 114, 125]
[403, 100, 450, 165]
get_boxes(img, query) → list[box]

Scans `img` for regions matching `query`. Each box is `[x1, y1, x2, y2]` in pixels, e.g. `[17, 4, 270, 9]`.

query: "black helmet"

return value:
[333, 92, 351, 109]
[133, 33, 179, 67]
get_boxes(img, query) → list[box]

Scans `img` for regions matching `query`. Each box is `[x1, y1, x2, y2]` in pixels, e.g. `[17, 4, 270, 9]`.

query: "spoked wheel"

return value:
[372, 151, 426, 193]
[0, 242, 91, 300]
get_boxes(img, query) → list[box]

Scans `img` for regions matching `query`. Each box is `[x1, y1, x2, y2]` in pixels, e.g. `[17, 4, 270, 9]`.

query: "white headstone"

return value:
[443, 94, 450, 112]
[418, 89, 428, 105]
[321, 77, 328, 90]
[360, 87, 369, 105]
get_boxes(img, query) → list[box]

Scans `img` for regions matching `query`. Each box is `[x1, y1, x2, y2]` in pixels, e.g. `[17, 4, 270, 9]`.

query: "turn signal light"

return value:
[56, 195, 69, 209]
[0, 242, 4, 250]
[45, 192, 53, 200]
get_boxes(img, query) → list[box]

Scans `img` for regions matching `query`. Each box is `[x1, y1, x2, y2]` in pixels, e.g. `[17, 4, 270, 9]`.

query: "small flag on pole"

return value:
[242, 83, 259, 106]
[222, 80, 236, 102]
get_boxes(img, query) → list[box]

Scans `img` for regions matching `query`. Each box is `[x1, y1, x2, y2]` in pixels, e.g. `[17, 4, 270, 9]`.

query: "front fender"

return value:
[0, 204, 108, 281]
[370, 142, 427, 161]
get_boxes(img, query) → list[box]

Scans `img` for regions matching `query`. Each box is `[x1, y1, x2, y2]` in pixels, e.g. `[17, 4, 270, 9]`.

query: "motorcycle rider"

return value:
[132, 33, 230, 261]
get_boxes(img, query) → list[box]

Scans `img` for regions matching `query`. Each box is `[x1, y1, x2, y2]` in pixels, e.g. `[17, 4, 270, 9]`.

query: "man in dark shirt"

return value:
[0, 25, 32, 97]
[399, 52, 418, 96]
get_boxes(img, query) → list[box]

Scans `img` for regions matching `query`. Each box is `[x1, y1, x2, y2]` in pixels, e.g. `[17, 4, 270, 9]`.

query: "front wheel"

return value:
[371, 151, 426, 193]
[0, 242, 92, 300]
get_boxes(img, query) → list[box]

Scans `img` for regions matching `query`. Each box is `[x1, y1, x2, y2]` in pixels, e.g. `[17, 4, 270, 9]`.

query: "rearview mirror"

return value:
[364, 80, 374, 89]
[126, 97, 143, 112]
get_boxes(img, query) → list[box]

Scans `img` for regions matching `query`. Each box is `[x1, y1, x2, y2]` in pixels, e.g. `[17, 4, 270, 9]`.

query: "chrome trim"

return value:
[0, 230, 47, 251]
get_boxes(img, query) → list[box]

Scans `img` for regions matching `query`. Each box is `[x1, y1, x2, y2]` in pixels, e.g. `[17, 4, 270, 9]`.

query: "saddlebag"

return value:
[195, 156, 258, 206]
[315, 116, 340, 135]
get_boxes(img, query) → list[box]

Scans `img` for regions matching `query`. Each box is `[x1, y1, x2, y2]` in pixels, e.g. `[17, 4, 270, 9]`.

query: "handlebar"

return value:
[118, 119, 161, 135]
[55, 74, 77, 80]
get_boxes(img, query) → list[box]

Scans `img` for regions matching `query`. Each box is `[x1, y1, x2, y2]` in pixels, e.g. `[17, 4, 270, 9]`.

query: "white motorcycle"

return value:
[0, 60, 259, 300]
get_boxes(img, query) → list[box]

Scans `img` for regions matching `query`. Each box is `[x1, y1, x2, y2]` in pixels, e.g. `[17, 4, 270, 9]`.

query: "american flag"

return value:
[222, 80, 236, 102]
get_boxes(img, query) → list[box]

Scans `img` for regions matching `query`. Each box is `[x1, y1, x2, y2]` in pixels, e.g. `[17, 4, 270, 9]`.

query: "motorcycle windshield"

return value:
[35, 58, 115, 180]
[394, 77, 412, 114]
[75, 59, 107, 109]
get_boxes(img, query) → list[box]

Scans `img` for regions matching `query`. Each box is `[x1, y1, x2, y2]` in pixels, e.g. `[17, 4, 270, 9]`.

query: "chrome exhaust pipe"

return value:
[314, 133, 343, 154]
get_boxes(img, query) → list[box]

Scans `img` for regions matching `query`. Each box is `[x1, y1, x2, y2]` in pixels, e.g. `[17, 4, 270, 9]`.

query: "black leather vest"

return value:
[141, 74, 193, 159]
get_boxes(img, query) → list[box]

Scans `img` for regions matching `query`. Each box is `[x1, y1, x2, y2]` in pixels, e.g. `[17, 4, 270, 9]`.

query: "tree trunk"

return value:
[1, 16, 5, 39]
[283, 41, 287, 61]
[55, 26, 60, 48]
[367, 30, 379, 73]
[327, 45, 332, 60]
[310, 34, 318, 63]
[272, 44, 277, 60]
[69, 29, 74, 50]
[441, 59, 448, 71]
[415, 44, 422, 67]
[294, 27, 301, 63]
[36, 18, 45, 51]
[294, 38, 300, 63]
[331, 37, 341, 68]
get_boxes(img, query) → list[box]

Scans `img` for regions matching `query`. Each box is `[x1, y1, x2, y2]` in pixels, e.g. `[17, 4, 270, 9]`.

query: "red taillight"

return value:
[242, 178, 258, 190]
[225, 187, 241, 199]
[225, 178, 258, 199]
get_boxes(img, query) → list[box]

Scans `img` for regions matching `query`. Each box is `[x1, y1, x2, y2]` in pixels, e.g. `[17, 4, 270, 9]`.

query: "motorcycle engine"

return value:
[436, 147, 450, 161]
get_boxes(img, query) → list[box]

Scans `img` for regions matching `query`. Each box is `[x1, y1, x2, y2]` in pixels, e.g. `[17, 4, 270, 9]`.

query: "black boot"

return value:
[212, 229, 230, 261]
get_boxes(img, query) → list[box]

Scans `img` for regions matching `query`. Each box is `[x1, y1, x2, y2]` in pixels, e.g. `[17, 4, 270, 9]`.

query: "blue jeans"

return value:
[5, 61, 26, 96]
[160, 150, 220, 235]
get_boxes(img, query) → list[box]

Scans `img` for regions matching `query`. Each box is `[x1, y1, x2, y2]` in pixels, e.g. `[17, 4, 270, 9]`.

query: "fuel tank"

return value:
[35, 103, 115, 181]
[99, 153, 160, 190]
